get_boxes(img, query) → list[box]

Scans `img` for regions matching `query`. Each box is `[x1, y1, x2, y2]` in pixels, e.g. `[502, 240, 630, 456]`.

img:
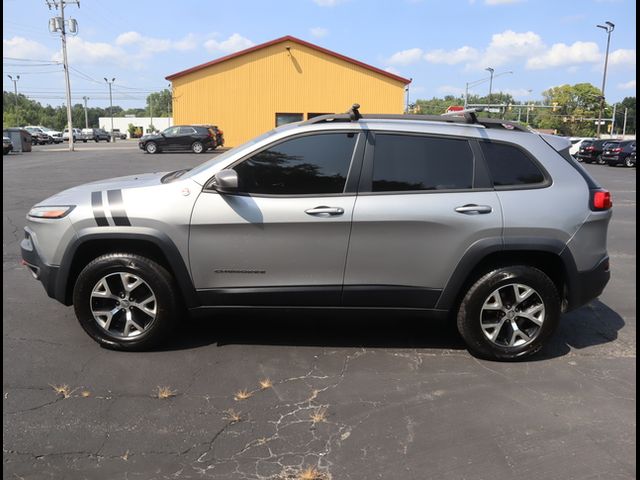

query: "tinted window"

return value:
[480, 142, 545, 187]
[372, 134, 474, 192]
[179, 127, 196, 135]
[234, 133, 357, 195]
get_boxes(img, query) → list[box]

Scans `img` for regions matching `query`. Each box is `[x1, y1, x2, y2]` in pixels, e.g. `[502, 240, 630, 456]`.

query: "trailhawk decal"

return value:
[91, 190, 131, 227]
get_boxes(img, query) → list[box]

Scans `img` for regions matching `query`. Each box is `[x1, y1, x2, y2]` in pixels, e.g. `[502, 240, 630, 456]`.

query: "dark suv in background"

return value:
[576, 139, 612, 164]
[138, 125, 218, 154]
[602, 140, 636, 167]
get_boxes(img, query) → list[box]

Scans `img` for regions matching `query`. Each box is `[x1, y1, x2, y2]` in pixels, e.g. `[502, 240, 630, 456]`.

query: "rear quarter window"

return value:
[479, 142, 545, 188]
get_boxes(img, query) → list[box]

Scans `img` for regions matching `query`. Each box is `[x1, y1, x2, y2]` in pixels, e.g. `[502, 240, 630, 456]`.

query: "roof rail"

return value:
[302, 106, 529, 132]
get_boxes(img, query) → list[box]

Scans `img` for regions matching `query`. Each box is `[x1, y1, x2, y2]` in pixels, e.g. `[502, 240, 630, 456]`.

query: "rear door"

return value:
[178, 126, 198, 149]
[343, 132, 503, 308]
[189, 131, 365, 306]
[160, 126, 180, 150]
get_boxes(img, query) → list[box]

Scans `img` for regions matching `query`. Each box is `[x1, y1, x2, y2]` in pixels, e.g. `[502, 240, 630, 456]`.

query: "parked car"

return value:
[138, 125, 217, 154]
[39, 126, 64, 144]
[21, 107, 612, 360]
[602, 140, 636, 167]
[628, 150, 636, 167]
[63, 128, 86, 142]
[94, 129, 111, 142]
[3, 136, 13, 155]
[575, 139, 612, 164]
[110, 129, 127, 140]
[24, 126, 53, 145]
[569, 137, 594, 157]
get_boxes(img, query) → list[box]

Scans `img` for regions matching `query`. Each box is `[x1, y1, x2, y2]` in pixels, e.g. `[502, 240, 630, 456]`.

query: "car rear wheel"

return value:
[73, 253, 179, 350]
[145, 142, 158, 154]
[597, 154, 606, 165]
[625, 156, 634, 167]
[456, 265, 560, 361]
[191, 141, 205, 154]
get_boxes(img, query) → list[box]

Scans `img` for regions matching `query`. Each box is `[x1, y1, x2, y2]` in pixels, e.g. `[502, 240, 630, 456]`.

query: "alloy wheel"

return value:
[480, 283, 545, 348]
[90, 272, 157, 338]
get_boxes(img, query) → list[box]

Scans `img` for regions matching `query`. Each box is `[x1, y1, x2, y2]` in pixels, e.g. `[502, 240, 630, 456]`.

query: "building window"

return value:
[307, 113, 332, 120]
[275, 113, 303, 127]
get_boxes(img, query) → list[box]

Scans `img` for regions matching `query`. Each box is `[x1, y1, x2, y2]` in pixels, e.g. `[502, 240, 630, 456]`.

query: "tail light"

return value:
[612, 147, 622, 152]
[591, 190, 612, 210]
[586, 146, 595, 151]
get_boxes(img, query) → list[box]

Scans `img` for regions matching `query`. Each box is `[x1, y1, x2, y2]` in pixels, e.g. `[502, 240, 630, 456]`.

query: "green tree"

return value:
[538, 83, 604, 136]
[145, 89, 172, 117]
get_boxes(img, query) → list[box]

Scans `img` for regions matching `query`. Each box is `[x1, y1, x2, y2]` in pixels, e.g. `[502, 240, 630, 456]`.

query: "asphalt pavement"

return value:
[3, 141, 636, 479]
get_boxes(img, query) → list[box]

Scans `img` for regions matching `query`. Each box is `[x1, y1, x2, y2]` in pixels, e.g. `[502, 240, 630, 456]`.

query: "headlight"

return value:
[28, 205, 75, 219]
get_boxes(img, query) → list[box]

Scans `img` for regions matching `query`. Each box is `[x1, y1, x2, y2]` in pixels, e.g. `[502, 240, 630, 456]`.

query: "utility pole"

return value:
[622, 108, 628, 139]
[7, 75, 20, 125]
[82, 96, 89, 128]
[104, 78, 115, 141]
[485, 67, 495, 116]
[596, 21, 615, 139]
[47, 0, 79, 151]
[610, 103, 617, 137]
[167, 84, 172, 125]
[149, 96, 153, 133]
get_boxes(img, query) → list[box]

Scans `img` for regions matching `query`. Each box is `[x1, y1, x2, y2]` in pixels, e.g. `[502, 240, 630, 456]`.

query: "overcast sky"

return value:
[3, 0, 636, 109]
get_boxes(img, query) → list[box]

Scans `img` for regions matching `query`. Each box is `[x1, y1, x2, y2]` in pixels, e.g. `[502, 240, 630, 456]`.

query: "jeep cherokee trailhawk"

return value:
[21, 107, 612, 360]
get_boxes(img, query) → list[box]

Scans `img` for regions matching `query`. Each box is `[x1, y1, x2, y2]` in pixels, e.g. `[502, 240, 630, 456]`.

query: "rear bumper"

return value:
[20, 232, 61, 302]
[568, 256, 610, 311]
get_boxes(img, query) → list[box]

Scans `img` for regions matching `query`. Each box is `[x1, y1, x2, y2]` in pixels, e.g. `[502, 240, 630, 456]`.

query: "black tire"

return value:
[597, 154, 606, 165]
[83, 140, 87, 143]
[95, 138, 99, 143]
[456, 266, 561, 361]
[191, 141, 205, 154]
[145, 141, 158, 154]
[625, 156, 634, 168]
[73, 253, 179, 351]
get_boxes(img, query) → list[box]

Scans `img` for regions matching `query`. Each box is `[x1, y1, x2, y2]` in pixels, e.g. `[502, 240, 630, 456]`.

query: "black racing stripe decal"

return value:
[91, 191, 109, 227]
[107, 189, 131, 226]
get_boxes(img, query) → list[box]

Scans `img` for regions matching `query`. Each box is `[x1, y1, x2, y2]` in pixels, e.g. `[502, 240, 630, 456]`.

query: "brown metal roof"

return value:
[165, 35, 412, 85]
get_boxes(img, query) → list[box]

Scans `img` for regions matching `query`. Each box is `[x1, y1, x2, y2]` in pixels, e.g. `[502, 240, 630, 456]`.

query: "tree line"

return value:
[413, 83, 635, 137]
[2, 89, 172, 131]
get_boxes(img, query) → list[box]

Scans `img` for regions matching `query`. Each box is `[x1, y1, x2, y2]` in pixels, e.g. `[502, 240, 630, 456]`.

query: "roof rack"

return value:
[302, 104, 529, 132]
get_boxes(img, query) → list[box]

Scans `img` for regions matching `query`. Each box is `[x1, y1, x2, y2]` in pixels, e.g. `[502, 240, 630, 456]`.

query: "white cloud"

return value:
[618, 80, 636, 90]
[3, 36, 51, 60]
[310, 27, 329, 38]
[384, 66, 402, 75]
[437, 85, 466, 96]
[609, 49, 636, 68]
[526, 41, 600, 69]
[313, 0, 345, 5]
[477, 30, 543, 68]
[485, 0, 524, 4]
[204, 33, 254, 54]
[115, 31, 197, 57]
[53, 36, 124, 65]
[424, 46, 478, 65]
[388, 48, 424, 66]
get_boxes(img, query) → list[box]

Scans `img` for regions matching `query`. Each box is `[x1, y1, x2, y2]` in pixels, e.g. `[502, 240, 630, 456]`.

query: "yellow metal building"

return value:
[166, 35, 411, 147]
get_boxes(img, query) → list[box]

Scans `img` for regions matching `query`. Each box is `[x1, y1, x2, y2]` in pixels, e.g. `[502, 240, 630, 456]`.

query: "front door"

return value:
[189, 131, 364, 307]
[343, 132, 503, 308]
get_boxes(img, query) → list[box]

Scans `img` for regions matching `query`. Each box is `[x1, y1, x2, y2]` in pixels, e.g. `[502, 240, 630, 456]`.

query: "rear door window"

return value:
[371, 134, 474, 192]
[479, 142, 545, 187]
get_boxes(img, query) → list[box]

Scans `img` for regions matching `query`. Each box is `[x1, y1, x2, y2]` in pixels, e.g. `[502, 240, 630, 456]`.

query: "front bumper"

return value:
[20, 231, 60, 301]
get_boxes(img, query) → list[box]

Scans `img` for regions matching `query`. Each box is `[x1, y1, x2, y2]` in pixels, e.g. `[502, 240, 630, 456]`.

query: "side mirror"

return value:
[212, 169, 238, 193]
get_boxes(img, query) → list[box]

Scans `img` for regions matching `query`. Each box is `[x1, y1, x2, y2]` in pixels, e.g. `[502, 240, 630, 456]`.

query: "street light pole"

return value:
[104, 78, 115, 141]
[82, 96, 89, 128]
[485, 67, 495, 115]
[7, 74, 20, 125]
[596, 21, 615, 139]
[622, 108, 628, 139]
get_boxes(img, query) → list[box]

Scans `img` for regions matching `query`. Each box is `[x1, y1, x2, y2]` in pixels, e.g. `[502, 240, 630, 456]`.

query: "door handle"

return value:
[455, 204, 493, 214]
[305, 206, 345, 216]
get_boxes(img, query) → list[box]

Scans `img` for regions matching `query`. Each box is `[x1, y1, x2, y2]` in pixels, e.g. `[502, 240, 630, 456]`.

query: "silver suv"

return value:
[21, 107, 612, 360]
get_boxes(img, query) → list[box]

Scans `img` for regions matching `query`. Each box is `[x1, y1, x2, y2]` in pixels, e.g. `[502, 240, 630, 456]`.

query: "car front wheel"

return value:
[145, 142, 158, 154]
[625, 156, 634, 167]
[456, 266, 560, 361]
[73, 253, 178, 350]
